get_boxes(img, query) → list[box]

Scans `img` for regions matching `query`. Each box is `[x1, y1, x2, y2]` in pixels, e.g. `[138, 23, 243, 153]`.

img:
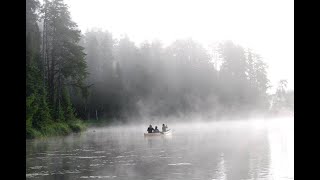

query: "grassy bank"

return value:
[26, 120, 87, 139]
[26, 118, 118, 139]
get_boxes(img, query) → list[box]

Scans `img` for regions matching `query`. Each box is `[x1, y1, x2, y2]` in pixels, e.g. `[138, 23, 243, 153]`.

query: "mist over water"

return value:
[26, 0, 293, 179]
[26, 117, 293, 180]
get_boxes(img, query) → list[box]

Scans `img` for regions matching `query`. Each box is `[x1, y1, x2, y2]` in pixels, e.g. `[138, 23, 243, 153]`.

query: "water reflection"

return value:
[212, 153, 227, 180]
[268, 119, 294, 180]
[26, 119, 293, 180]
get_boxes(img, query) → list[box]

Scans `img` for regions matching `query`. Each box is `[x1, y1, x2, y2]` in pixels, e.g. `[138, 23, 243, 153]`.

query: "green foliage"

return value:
[62, 87, 76, 121]
[40, 122, 71, 137]
[26, 120, 86, 139]
[27, 0, 276, 137]
[68, 120, 86, 132]
[26, 94, 36, 131]
[79, 34, 272, 119]
[26, 0, 87, 138]
[55, 102, 65, 122]
[26, 127, 42, 139]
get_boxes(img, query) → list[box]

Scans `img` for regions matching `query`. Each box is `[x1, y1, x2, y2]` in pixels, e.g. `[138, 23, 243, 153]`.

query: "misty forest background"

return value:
[26, 0, 293, 138]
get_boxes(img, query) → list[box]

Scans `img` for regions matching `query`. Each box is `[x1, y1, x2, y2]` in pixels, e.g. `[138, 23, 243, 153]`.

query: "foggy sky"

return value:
[63, 0, 294, 92]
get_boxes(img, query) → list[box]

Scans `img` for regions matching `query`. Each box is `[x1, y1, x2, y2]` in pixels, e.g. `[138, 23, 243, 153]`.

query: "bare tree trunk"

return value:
[96, 110, 98, 121]
[84, 103, 87, 119]
[42, 12, 46, 86]
[49, 23, 57, 109]
[57, 70, 62, 118]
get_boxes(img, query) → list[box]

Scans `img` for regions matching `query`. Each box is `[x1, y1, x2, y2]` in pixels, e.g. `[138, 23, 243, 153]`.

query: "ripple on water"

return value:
[141, 155, 154, 158]
[159, 156, 171, 159]
[83, 149, 95, 152]
[114, 156, 125, 158]
[80, 176, 117, 178]
[168, 163, 192, 166]
[29, 166, 45, 170]
[78, 156, 106, 159]
[49, 169, 81, 175]
[57, 153, 77, 156]
[26, 172, 49, 178]
[117, 160, 127, 163]
[127, 154, 137, 157]
[120, 163, 136, 166]
[93, 151, 106, 154]
[123, 151, 135, 154]
[90, 164, 104, 167]
[64, 170, 81, 174]
[36, 157, 49, 160]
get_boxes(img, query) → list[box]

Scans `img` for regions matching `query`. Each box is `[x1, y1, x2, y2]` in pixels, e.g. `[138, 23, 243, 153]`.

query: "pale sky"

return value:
[64, 0, 294, 92]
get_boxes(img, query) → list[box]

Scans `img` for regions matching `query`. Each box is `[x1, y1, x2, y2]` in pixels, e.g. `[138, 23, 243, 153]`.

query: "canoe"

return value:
[144, 129, 172, 136]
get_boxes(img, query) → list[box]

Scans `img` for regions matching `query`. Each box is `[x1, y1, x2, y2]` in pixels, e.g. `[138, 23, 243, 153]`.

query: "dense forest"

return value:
[26, 0, 87, 138]
[26, 0, 293, 138]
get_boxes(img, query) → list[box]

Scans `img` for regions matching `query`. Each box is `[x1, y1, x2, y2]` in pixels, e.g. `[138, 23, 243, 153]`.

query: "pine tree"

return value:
[40, 0, 87, 121]
[26, 0, 52, 137]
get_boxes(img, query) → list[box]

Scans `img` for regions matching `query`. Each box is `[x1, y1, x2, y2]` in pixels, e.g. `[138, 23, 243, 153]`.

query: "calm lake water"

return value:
[26, 117, 293, 180]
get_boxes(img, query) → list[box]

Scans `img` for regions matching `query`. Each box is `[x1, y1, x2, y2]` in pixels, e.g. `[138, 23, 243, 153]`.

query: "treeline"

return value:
[26, 0, 87, 138]
[27, 0, 291, 138]
[270, 80, 294, 116]
[70, 30, 272, 121]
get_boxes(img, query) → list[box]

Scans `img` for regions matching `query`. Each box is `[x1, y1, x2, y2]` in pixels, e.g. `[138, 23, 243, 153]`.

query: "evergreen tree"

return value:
[218, 42, 270, 112]
[271, 80, 289, 113]
[246, 49, 270, 109]
[26, 0, 52, 138]
[218, 41, 248, 108]
[40, 0, 87, 121]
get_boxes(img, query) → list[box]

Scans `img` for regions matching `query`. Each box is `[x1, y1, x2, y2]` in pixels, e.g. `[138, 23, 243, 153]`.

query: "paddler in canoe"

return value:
[146, 124, 170, 134]
[154, 126, 160, 133]
[147, 125, 154, 133]
[162, 124, 168, 132]
[145, 124, 171, 136]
